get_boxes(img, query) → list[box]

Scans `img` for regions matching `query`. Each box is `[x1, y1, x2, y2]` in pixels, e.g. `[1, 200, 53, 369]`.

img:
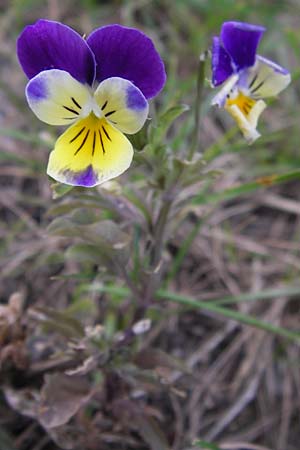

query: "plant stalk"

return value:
[188, 51, 207, 160]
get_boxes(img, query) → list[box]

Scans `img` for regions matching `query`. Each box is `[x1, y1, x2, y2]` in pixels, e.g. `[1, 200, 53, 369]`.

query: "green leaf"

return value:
[172, 153, 205, 173]
[123, 189, 152, 226]
[46, 200, 105, 217]
[149, 104, 189, 145]
[33, 306, 85, 338]
[70, 208, 98, 225]
[84, 221, 131, 250]
[51, 182, 74, 199]
[47, 217, 79, 237]
[48, 218, 131, 266]
[193, 440, 222, 450]
[159, 104, 190, 130]
[128, 123, 149, 151]
[66, 244, 105, 265]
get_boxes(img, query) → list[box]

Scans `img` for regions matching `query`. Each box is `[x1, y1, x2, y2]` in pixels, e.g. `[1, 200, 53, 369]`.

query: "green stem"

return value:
[188, 51, 207, 160]
[151, 197, 173, 268]
[137, 197, 173, 319]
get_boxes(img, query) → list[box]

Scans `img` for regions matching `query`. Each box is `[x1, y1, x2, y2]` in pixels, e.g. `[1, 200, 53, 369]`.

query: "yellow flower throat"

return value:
[225, 91, 256, 116]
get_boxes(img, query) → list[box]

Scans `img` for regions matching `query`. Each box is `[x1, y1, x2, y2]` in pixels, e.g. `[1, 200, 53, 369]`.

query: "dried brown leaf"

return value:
[38, 373, 92, 429]
[4, 387, 39, 418]
[0, 291, 24, 326]
[134, 348, 191, 374]
[134, 414, 170, 450]
[47, 424, 85, 450]
[220, 443, 272, 450]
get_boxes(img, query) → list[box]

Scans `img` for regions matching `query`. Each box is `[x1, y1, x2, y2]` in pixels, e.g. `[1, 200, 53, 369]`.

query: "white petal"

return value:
[26, 69, 93, 126]
[246, 55, 291, 98]
[94, 77, 149, 134]
[211, 74, 239, 107]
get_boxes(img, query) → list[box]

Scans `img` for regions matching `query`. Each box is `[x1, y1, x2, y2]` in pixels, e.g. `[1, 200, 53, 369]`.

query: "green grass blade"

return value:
[193, 441, 221, 450]
[157, 290, 300, 342]
[0, 127, 52, 148]
[166, 219, 204, 283]
[211, 286, 300, 305]
[86, 284, 300, 342]
[192, 169, 300, 205]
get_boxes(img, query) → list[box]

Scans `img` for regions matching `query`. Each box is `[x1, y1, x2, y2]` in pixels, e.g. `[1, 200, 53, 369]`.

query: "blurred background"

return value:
[0, 1, 300, 450]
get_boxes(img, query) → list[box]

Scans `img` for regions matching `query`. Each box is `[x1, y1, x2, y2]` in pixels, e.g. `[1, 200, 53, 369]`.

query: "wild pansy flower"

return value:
[17, 20, 166, 187]
[211, 21, 291, 143]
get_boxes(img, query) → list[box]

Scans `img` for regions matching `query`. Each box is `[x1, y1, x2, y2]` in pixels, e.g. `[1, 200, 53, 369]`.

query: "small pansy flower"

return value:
[17, 20, 166, 187]
[211, 21, 291, 143]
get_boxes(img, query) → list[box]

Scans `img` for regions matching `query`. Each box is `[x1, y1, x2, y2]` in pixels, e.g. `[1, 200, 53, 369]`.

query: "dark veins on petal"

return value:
[102, 125, 111, 141]
[70, 125, 112, 156]
[71, 97, 82, 109]
[69, 127, 85, 143]
[98, 130, 105, 154]
[92, 131, 96, 156]
[74, 129, 90, 155]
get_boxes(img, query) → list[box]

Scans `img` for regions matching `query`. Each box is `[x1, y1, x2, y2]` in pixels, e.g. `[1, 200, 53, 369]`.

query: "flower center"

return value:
[225, 91, 256, 117]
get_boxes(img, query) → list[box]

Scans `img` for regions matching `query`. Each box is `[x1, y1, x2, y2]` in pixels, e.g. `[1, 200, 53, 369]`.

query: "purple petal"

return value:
[27, 75, 48, 100]
[211, 36, 234, 86]
[126, 84, 148, 110]
[73, 165, 98, 187]
[17, 19, 95, 85]
[87, 24, 166, 99]
[221, 21, 265, 71]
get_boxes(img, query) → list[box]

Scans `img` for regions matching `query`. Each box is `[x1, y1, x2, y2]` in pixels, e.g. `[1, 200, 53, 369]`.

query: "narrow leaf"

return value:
[86, 284, 300, 342]
[193, 440, 221, 450]
[192, 170, 300, 205]
[51, 182, 74, 199]
[149, 104, 189, 145]
[134, 414, 170, 450]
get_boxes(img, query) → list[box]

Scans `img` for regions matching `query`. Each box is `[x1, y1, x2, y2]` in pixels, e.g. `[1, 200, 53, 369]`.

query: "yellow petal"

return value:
[47, 114, 133, 187]
[225, 94, 266, 144]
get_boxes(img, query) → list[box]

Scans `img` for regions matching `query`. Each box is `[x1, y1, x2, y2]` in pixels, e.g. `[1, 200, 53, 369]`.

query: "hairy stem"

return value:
[133, 194, 174, 322]
[188, 51, 207, 160]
